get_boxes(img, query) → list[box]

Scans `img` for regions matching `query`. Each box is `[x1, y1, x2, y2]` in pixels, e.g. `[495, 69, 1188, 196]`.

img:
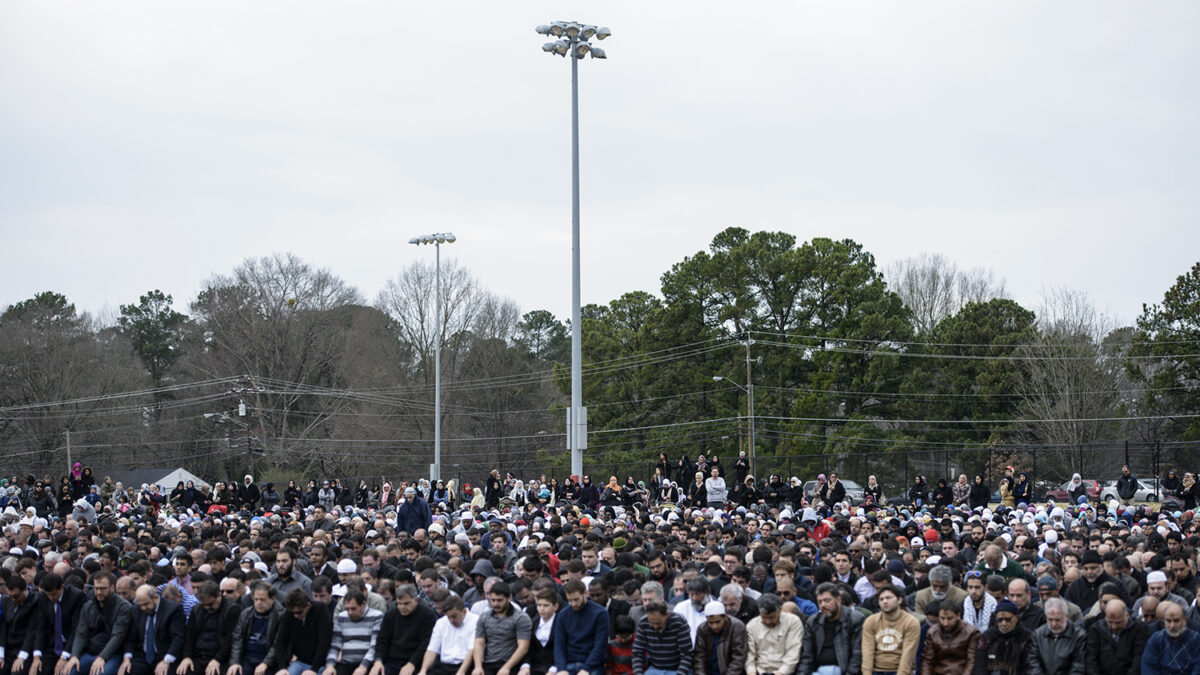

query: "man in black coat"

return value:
[0, 573, 44, 675]
[122, 586, 187, 675]
[31, 573, 86, 675]
[369, 585, 435, 675]
[586, 580, 629, 638]
[177, 582, 240, 675]
[1084, 598, 1150, 675]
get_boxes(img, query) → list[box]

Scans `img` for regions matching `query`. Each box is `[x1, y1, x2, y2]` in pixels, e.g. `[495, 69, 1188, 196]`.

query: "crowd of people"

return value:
[1, 459, 1199, 675]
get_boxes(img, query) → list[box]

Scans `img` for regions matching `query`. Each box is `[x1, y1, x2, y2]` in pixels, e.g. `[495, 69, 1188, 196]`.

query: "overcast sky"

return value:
[2, 1, 1197, 330]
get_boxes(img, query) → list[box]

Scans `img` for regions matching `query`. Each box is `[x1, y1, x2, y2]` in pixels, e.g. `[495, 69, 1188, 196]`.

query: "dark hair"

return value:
[344, 589, 367, 606]
[285, 587, 311, 610]
[614, 615, 636, 635]
[41, 572, 63, 592]
[813, 582, 839, 600]
[489, 581, 511, 598]
[562, 579, 586, 596]
[757, 593, 782, 614]
[196, 581, 219, 601]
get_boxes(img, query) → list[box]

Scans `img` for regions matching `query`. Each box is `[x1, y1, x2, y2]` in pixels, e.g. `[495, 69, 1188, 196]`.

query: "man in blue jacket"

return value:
[397, 488, 432, 536]
[553, 580, 609, 675]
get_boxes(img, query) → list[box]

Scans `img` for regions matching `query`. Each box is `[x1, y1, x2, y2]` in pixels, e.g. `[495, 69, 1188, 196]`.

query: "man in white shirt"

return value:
[672, 577, 714, 645]
[417, 596, 478, 675]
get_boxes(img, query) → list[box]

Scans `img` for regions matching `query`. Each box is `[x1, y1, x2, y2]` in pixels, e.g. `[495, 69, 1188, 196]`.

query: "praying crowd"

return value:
[3, 460, 1200, 675]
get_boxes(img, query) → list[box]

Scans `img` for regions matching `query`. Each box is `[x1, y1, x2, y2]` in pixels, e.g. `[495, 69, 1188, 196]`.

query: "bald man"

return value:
[120, 586, 186, 675]
[1085, 599, 1149, 675]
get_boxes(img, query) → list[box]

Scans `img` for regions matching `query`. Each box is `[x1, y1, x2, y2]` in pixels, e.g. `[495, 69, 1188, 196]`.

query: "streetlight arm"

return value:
[713, 375, 748, 394]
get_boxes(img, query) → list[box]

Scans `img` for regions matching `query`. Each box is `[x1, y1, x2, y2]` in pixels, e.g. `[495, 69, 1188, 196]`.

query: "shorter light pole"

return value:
[713, 375, 754, 476]
[409, 232, 456, 482]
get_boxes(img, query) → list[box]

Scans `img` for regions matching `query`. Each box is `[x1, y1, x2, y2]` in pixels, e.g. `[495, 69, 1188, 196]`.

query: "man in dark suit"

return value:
[121, 586, 186, 675]
[0, 573, 44, 675]
[31, 573, 87, 675]
[586, 580, 629, 638]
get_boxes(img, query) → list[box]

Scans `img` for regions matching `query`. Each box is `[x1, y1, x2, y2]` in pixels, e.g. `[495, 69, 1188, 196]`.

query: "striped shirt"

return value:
[632, 614, 692, 675]
[326, 607, 384, 668]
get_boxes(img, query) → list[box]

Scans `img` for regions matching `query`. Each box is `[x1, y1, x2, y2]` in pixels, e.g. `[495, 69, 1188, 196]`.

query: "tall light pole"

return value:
[409, 232, 456, 481]
[713, 375, 755, 476]
[535, 21, 610, 477]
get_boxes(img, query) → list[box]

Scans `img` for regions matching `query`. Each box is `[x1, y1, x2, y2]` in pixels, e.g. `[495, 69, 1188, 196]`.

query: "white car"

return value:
[1099, 478, 1159, 503]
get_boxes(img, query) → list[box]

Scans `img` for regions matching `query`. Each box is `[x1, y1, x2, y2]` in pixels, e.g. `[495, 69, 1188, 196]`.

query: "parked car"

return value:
[1099, 478, 1160, 503]
[802, 479, 865, 506]
[1044, 479, 1101, 503]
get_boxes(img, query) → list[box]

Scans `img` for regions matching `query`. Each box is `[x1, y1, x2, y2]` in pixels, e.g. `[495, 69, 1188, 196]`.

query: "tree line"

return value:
[1, 229, 1197, 487]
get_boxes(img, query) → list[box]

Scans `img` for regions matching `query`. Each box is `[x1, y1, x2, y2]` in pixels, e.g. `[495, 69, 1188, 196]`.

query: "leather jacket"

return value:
[921, 621, 979, 675]
[1026, 622, 1086, 675]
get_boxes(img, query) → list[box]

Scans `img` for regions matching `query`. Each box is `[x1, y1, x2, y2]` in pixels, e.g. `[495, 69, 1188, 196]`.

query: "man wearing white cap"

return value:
[1133, 570, 1187, 619]
[692, 601, 746, 675]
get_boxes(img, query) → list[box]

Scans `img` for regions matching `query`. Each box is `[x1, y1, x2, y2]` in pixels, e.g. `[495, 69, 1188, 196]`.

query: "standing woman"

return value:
[284, 480, 302, 507]
[933, 478, 952, 510]
[864, 475, 884, 506]
[909, 475, 928, 508]
[999, 476, 1016, 508]
[952, 474, 971, 507]
[969, 475, 990, 510]
[1014, 472, 1033, 504]
[656, 453, 671, 482]
[690, 471, 708, 508]
[821, 472, 847, 506]
[1181, 473, 1198, 510]
[676, 455, 694, 485]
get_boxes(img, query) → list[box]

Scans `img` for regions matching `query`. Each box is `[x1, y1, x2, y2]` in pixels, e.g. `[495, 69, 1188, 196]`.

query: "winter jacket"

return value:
[921, 621, 979, 675]
[1026, 621, 1086, 675]
[1117, 474, 1140, 501]
[797, 608, 863, 675]
[974, 624, 1031, 675]
[693, 617, 747, 675]
[229, 604, 283, 667]
[970, 482, 991, 510]
[952, 481, 971, 506]
[1084, 617, 1150, 675]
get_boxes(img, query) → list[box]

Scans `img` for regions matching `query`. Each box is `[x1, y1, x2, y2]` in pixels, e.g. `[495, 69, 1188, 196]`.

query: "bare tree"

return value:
[188, 253, 363, 476]
[1013, 288, 1125, 477]
[885, 253, 1008, 335]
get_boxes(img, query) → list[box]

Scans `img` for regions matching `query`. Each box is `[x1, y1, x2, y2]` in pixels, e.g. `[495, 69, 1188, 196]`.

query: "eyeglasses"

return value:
[776, 592, 792, 597]
[995, 616, 1016, 623]
[965, 571, 985, 579]
[221, 589, 238, 595]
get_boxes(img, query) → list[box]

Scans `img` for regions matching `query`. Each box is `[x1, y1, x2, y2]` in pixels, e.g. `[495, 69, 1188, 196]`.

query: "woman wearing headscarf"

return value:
[952, 474, 971, 507]
[262, 482, 281, 510]
[356, 480, 370, 508]
[676, 455, 694, 485]
[865, 475, 884, 505]
[969, 475, 990, 510]
[820, 472, 847, 506]
[1014, 472, 1033, 504]
[812, 474, 828, 506]
[933, 478, 952, 509]
[69, 462, 86, 499]
[180, 481, 198, 509]
[909, 475, 928, 508]
[57, 483, 74, 518]
[1180, 473, 1198, 510]
[432, 480, 452, 509]
[600, 476, 622, 507]
[661, 480, 680, 505]
[1065, 473, 1086, 504]
[379, 481, 394, 507]
[1164, 469, 1183, 497]
[470, 487, 485, 508]
[509, 480, 528, 506]
[284, 480, 302, 507]
[99, 476, 115, 502]
[169, 481, 187, 507]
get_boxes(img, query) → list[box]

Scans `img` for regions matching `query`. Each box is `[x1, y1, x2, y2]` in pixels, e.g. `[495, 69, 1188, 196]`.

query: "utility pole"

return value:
[66, 430, 72, 476]
[745, 336, 756, 477]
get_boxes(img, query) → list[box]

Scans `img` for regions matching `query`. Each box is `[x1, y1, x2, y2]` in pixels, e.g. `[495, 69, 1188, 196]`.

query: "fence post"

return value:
[1124, 440, 1129, 468]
